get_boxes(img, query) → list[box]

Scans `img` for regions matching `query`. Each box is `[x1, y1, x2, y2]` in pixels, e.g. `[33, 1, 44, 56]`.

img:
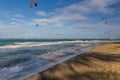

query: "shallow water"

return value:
[0, 39, 114, 80]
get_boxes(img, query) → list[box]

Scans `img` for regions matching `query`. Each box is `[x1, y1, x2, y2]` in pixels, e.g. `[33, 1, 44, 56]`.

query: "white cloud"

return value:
[0, 12, 24, 18]
[31, 0, 119, 29]
[85, 0, 119, 13]
[9, 22, 17, 25]
[72, 22, 120, 37]
[10, 18, 32, 26]
[13, 14, 24, 18]
[32, 18, 64, 27]
[11, 18, 24, 22]
[55, 0, 119, 15]
[0, 22, 27, 38]
[4, 0, 118, 29]
[37, 11, 47, 16]
[0, 0, 119, 39]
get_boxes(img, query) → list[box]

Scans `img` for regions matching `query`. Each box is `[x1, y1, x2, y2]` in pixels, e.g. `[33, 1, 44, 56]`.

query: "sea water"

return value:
[0, 39, 115, 80]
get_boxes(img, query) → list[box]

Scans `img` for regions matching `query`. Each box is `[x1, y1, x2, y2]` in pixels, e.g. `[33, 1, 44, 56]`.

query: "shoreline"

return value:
[0, 40, 108, 80]
[26, 42, 120, 80]
[23, 44, 95, 80]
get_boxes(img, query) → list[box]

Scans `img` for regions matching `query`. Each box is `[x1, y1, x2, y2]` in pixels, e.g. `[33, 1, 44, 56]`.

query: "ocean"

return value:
[0, 39, 115, 80]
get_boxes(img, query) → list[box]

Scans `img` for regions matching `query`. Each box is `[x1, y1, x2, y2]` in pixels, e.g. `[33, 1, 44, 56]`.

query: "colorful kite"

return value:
[105, 18, 109, 24]
[102, 18, 109, 24]
[30, 2, 37, 7]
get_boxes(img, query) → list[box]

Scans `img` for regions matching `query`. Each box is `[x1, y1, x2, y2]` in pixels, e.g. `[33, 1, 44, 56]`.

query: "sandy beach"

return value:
[26, 42, 120, 80]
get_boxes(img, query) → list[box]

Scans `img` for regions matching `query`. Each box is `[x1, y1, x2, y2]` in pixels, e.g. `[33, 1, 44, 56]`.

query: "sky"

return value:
[0, 0, 120, 39]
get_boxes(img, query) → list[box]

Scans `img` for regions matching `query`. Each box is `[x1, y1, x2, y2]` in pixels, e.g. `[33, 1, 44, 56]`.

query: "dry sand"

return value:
[26, 42, 120, 80]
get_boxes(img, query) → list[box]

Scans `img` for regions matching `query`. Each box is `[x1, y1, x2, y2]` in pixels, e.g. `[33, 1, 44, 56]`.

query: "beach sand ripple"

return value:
[26, 42, 120, 80]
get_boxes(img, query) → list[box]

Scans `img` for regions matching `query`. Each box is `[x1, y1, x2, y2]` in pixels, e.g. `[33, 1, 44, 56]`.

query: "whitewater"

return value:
[0, 39, 116, 80]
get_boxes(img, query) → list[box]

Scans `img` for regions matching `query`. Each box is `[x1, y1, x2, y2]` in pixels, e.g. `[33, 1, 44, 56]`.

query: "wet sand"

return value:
[26, 42, 120, 80]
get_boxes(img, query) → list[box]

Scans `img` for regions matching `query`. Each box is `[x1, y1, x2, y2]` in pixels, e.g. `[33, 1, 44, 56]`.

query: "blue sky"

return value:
[0, 0, 120, 39]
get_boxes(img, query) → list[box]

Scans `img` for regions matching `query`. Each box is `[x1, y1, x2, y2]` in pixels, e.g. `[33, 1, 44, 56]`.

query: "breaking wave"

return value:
[0, 40, 114, 49]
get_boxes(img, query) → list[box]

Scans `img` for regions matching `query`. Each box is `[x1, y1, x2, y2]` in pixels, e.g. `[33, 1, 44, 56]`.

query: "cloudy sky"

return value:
[0, 0, 120, 39]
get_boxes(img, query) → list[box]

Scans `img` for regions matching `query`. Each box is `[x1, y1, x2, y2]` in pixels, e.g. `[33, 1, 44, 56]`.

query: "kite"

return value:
[57, 34, 60, 36]
[102, 18, 106, 20]
[105, 18, 109, 24]
[104, 31, 110, 35]
[101, 17, 109, 24]
[35, 24, 39, 27]
[30, 1, 37, 7]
